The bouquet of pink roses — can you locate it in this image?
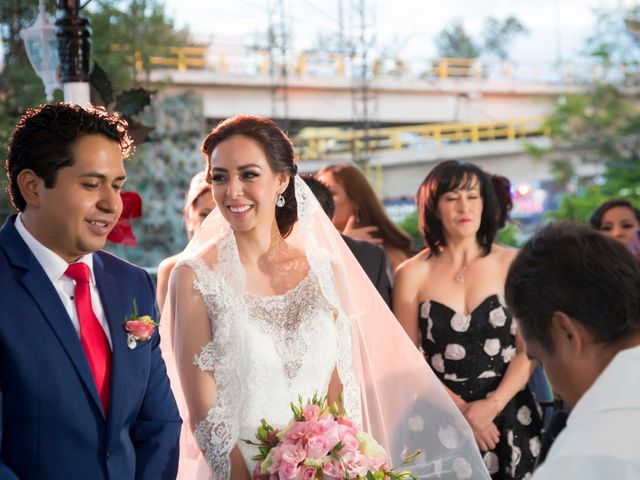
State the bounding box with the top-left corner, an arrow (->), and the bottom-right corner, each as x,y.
244,394 -> 419,480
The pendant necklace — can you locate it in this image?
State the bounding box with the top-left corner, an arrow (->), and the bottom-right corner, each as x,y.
454,253 -> 480,284
455,265 -> 468,284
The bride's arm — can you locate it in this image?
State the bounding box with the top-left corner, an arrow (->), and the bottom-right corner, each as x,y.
171,265 -> 250,479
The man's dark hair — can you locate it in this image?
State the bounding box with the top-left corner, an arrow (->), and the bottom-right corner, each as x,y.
6,103 -> 133,211
416,160 -> 499,256
301,174 -> 335,218
505,221 -> 640,352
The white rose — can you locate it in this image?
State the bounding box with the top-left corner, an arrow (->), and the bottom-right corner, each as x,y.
510,320 -> 518,336
444,373 -> 468,382
431,353 -> 445,373
452,457 -> 473,479
502,345 -> 517,363
529,436 -> 541,457
517,405 -> 532,426
420,301 -> 431,319
483,452 -> 499,474
438,425 -> 459,449
483,338 -> 501,356
489,307 -> 507,328
478,370 -> 497,379
451,313 -> 471,332
445,343 -> 467,360
408,415 -> 424,432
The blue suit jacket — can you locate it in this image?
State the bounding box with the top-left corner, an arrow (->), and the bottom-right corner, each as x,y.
0,216 -> 181,479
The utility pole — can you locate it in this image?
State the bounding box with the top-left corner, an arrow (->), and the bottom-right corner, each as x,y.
268,0 -> 290,131
349,0 -> 377,166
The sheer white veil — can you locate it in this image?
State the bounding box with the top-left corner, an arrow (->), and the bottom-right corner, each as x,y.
163,174 -> 490,479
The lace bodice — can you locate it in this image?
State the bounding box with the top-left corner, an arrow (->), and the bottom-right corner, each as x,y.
183,254 -> 350,479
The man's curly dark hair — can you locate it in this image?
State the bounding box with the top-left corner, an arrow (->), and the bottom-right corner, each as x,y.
5,103 -> 133,211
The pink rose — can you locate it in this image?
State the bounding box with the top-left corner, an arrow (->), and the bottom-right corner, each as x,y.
268,447 -> 283,475
300,466 -> 317,480
336,418 -> 357,440
322,460 -> 345,479
278,461 -> 300,480
338,434 -> 359,456
345,452 -> 369,478
305,434 -> 330,459
124,319 -> 155,340
280,442 -> 306,465
302,404 -> 322,422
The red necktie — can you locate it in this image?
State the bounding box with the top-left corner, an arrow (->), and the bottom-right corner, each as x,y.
65,263 -> 112,415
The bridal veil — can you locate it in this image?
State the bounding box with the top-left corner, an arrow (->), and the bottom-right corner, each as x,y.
164,174 -> 490,480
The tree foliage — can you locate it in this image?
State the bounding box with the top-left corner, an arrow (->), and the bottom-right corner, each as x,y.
482,16 -> 528,60
0,0 -> 188,220
435,19 -> 480,59
434,16 -> 527,61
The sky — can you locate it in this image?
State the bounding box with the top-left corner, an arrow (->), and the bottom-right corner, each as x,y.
162,0 -> 630,64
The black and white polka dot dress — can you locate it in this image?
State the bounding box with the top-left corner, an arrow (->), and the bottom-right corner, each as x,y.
419,294 -> 543,480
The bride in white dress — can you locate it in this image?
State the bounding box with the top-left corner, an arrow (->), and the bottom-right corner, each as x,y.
166,115 -> 490,480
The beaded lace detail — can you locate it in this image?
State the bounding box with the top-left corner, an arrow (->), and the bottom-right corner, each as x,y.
245,274 -> 328,381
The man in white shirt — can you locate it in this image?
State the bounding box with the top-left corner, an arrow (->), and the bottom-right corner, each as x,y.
505,221 -> 640,479
0,103 -> 181,479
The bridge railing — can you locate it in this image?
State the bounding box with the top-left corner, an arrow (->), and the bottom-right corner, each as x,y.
119,44 -> 638,84
293,117 -> 547,161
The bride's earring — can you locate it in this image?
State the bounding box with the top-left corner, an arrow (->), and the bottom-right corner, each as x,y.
276,194 -> 285,208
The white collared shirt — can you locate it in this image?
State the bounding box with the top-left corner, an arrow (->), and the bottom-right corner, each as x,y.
533,345 -> 640,479
15,214 -> 113,348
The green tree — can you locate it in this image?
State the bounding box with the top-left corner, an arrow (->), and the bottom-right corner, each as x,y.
87,0 -> 189,93
0,0 -> 188,220
483,16 -> 528,60
435,20 -> 480,59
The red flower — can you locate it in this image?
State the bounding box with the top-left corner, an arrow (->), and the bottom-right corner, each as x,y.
108,191 -> 142,246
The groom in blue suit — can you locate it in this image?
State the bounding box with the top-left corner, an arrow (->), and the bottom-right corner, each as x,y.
0,103 -> 181,479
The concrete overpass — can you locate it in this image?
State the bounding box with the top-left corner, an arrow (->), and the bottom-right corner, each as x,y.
142,49 -> 615,199
145,49 -> 638,127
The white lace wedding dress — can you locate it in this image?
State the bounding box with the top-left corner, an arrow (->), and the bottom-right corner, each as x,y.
180,253 -> 358,478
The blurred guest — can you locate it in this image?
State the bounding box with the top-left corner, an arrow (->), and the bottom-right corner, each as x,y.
157,170 -> 215,478
589,198 -> 640,250
302,174 -> 392,307
394,160 -> 542,479
505,221 -> 640,479
491,174 -> 513,230
316,163 -> 413,272
156,170 -> 215,311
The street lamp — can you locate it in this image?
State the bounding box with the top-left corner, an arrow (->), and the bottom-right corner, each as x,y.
54,0 -> 92,105
20,0 -> 61,102
20,0 -> 93,105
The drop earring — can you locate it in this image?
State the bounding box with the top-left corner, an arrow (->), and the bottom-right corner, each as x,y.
276,194 -> 285,208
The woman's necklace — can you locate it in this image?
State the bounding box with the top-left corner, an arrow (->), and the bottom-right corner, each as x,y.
453,252 -> 481,284
454,264 -> 469,284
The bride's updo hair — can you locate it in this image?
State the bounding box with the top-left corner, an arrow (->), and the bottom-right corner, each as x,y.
202,115 -> 298,236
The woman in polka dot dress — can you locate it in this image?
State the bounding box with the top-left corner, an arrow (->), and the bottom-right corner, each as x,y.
394,161 -> 542,479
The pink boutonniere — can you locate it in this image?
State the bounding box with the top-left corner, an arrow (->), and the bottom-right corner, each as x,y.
124,300 -> 158,349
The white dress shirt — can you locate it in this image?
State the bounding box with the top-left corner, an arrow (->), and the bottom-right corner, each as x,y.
15,214 -> 113,348
533,345 -> 640,479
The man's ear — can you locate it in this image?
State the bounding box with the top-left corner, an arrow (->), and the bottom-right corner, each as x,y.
16,169 -> 43,208
550,311 -> 585,356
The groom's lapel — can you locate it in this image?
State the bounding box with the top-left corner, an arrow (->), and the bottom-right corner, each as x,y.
93,253 -> 127,436
0,218 -> 104,415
